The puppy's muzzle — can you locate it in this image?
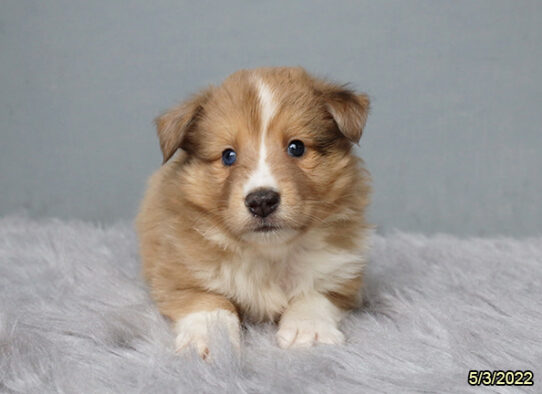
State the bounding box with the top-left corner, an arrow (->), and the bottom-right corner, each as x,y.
245,189 -> 280,218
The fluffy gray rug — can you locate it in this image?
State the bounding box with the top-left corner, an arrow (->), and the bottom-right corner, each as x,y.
0,216 -> 540,393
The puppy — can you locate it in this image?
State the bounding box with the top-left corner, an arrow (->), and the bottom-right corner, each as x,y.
136,67 -> 371,358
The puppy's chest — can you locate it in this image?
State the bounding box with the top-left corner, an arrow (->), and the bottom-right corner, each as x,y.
196,245 -> 363,322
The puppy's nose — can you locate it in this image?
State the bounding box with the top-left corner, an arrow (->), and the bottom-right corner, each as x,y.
245,189 -> 280,218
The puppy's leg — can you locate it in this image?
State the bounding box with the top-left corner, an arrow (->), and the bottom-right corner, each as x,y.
156,289 -> 240,359
276,292 -> 346,349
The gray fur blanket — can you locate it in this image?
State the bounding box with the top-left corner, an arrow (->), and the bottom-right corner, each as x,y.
1,216 -> 540,393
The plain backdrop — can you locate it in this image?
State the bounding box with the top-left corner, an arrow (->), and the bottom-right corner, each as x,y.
1,1 -> 541,236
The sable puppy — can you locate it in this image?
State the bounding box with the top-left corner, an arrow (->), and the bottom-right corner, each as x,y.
136,67 -> 371,358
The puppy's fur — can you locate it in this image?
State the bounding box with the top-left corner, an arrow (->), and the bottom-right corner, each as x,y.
136,67 -> 371,357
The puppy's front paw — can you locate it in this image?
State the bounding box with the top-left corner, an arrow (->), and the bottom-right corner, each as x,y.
276,319 -> 345,349
174,309 -> 240,360
175,328 -> 211,359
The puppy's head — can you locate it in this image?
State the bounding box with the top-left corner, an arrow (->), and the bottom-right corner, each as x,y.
156,67 -> 369,245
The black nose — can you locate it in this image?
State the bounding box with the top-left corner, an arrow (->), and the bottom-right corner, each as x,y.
245,189 -> 280,218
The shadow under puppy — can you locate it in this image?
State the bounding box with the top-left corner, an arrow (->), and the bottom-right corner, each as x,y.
136,67 -> 371,359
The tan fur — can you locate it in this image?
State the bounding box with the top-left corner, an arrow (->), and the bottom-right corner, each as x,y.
136,67 -> 371,345
325,275 -> 364,310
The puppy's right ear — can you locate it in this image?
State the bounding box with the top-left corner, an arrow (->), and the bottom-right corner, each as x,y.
155,88 -> 213,163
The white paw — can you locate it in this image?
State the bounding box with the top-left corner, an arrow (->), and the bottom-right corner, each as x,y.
174,310 -> 240,360
276,319 -> 345,349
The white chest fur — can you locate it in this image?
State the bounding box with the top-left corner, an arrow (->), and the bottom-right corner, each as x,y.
193,230 -> 367,322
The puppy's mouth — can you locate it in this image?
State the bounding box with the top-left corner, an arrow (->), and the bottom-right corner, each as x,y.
254,224 -> 281,233
241,218 -> 301,244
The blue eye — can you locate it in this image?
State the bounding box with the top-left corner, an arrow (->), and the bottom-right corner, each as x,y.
222,149 -> 237,166
287,140 -> 305,157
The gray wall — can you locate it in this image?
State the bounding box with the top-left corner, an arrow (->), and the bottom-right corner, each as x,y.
1,1 -> 541,236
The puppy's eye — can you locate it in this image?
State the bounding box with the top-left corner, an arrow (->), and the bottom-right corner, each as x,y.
222,149 -> 237,166
287,140 -> 305,157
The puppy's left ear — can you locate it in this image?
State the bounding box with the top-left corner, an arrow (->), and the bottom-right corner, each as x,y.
155,87 -> 213,163
323,87 -> 370,144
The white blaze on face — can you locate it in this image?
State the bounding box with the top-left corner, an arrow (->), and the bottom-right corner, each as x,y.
243,80 -> 279,195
